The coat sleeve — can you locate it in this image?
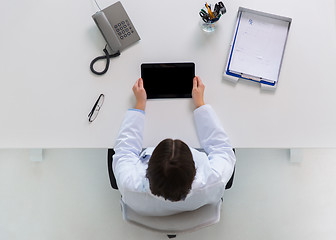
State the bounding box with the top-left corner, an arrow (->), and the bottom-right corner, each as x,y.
193,104 -> 236,184
113,109 -> 145,193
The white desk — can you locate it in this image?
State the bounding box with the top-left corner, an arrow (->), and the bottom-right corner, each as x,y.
1,0 -> 336,149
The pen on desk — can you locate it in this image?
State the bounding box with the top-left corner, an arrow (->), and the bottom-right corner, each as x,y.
205,2 -> 215,20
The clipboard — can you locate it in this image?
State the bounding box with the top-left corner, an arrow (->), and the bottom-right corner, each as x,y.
223,7 -> 292,90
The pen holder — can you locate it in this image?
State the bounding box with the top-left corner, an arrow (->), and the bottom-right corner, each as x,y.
199,2 -> 225,32
199,20 -> 217,32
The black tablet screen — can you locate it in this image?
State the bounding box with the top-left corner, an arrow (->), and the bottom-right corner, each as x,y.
141,63 -> 195,99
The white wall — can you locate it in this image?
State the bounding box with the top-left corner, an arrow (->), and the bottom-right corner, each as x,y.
0,149 -> 335,240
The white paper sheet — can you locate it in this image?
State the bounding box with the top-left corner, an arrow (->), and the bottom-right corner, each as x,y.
229,11 -> 290,82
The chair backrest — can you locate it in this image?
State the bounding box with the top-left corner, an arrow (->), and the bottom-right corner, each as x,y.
108,148 -> 235,236
120,199 -> 222,235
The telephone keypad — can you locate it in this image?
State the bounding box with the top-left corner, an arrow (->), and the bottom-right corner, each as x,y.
114,19 -> 134,40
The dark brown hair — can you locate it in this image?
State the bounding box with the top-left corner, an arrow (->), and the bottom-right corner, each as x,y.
146,139 -> 196,201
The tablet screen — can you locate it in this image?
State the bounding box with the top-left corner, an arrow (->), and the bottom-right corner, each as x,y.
141,63 -> 195,99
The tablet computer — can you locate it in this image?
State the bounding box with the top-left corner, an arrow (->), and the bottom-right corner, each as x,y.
141,62 -> 195,99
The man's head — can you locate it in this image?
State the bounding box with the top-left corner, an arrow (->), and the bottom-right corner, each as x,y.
146,139 -> 196,202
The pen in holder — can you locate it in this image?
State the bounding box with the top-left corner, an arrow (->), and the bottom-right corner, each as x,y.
199,1 -> 226,32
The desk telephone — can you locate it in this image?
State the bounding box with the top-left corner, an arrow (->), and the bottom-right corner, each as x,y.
90,1 -> 140,75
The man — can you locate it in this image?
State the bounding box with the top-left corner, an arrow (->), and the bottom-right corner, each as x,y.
113,76 -> 236,216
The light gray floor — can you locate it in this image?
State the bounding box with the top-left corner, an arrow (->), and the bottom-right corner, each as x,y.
1,148 -> 336,240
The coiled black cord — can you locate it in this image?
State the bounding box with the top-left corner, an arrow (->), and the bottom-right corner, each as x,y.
90,45 -> 120,75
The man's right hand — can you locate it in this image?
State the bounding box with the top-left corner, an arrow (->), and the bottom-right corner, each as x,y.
133,78 -> 147,111
192,76 -> 205,109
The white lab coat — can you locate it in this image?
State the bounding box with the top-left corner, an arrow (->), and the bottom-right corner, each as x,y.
113,104 -> 236,216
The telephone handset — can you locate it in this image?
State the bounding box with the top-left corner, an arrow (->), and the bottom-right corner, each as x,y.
90,1 -> 140,75
92,11 -> 122,54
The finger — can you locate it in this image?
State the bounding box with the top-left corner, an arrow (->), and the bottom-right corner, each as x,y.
197,77 -> 205,89
196,76 -> 201,85
133,79 -> 140,90
193,76 -> 198,89
138,78 -> 144,88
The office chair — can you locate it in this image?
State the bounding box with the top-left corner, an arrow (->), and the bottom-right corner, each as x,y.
107,148 -> 235,238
